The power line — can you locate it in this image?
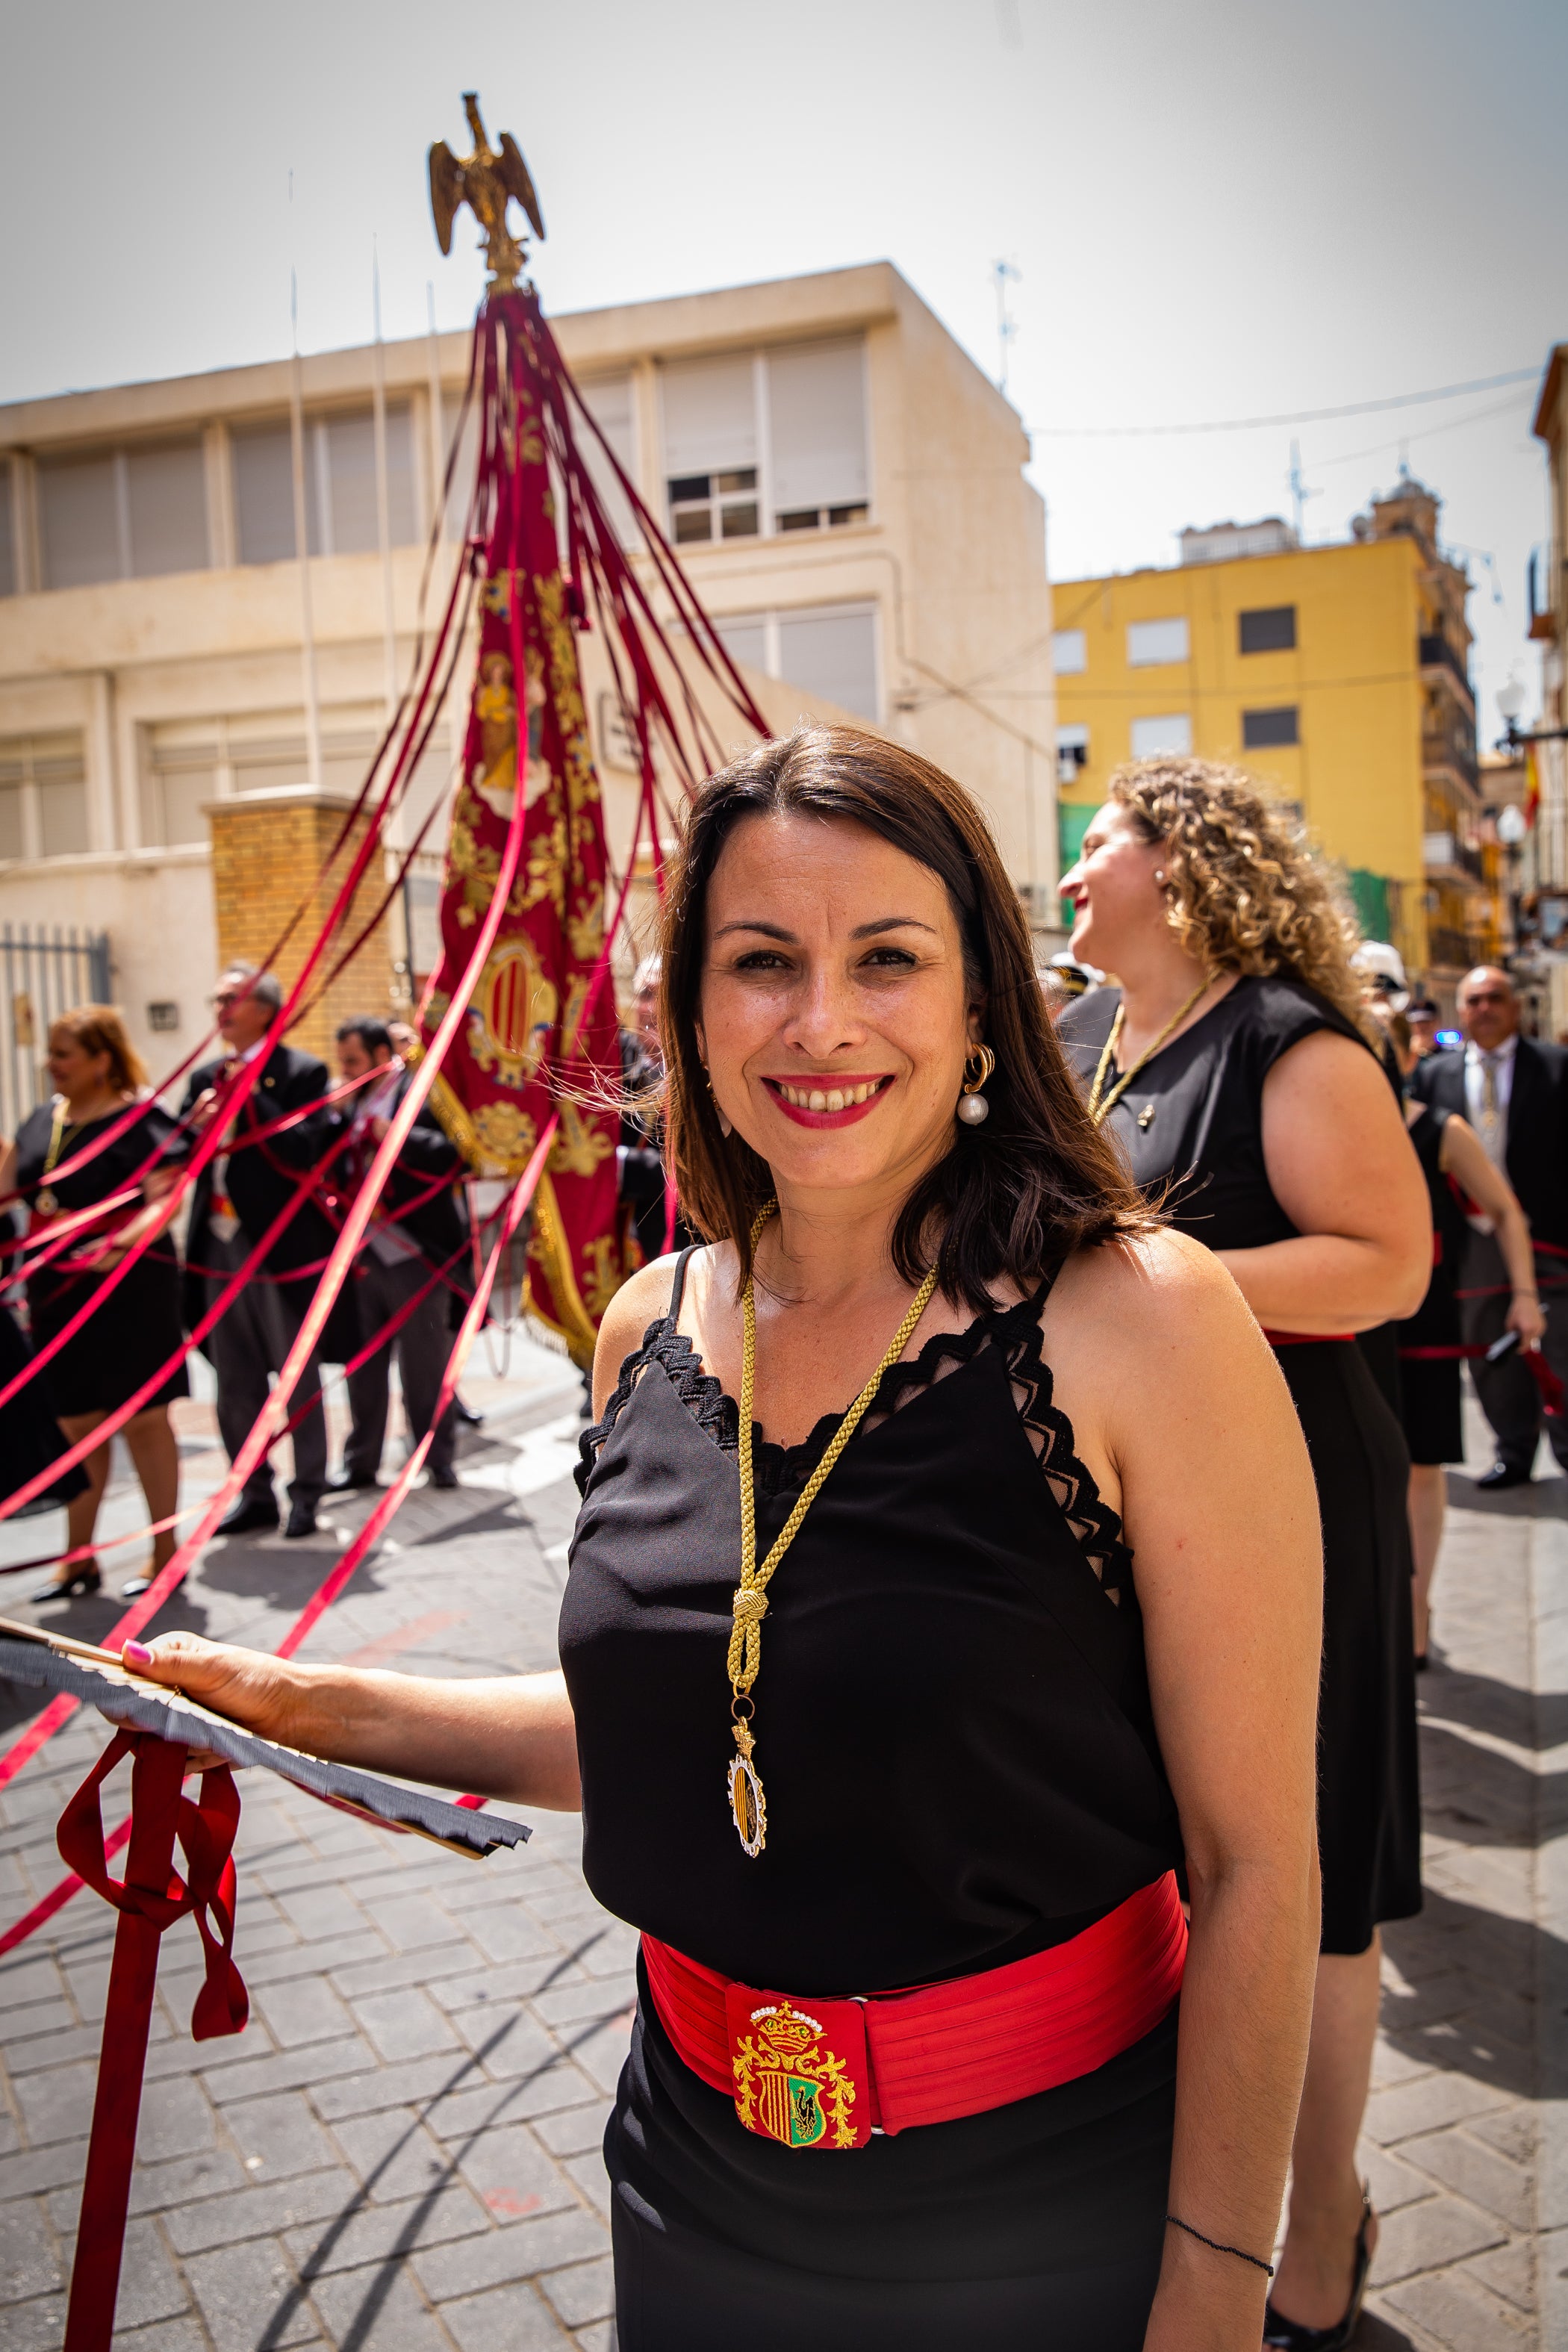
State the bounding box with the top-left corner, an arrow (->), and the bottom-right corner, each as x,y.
1027,364 -> 1540,440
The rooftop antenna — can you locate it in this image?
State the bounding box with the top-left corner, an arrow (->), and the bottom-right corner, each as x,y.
992,259 -> 1022,397
1287,439 -> 1322,544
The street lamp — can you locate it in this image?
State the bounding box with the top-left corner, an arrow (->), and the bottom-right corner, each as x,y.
1496,676 -> 1568,752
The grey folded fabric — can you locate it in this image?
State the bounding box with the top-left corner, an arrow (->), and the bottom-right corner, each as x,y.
0,1636 -> 530,1860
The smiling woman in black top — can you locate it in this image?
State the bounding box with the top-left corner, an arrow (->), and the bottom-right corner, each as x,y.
123,727 -> 1322,2352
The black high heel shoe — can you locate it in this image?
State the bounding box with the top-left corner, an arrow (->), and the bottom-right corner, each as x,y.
1263,2192 -> 1374,2350
28,1563 -> 101,1604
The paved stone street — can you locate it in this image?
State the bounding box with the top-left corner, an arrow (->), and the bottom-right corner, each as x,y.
0,1354 -> 1563,2349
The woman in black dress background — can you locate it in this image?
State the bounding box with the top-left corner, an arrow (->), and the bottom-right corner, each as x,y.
1058,762 -> 1431,2348
0,1007 -> 189,1602
1385,1012 -> 1543,1663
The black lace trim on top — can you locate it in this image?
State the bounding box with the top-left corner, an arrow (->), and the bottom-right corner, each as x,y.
577,1279 -> 1134,1608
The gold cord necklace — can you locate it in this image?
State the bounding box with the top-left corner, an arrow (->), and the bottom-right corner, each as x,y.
727,1204 -> 939,1856
1086,980 -> 1212,1127
33,1098 -> 71,1219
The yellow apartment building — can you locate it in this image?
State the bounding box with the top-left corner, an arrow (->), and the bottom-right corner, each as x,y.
0,263 -> 1054,1117
1052,479 -> 1494,986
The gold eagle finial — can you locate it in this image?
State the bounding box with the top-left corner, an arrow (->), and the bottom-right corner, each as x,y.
429,94 -> 546,293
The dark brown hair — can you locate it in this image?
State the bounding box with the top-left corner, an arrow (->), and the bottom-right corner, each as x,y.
49,1005 -> 147,1096
658,727 -> 1150,1313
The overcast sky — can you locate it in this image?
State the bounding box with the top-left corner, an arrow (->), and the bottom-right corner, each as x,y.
3,0 -> 1564,738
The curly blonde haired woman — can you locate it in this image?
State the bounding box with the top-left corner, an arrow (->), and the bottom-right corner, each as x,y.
1059,760 -> 1430,2351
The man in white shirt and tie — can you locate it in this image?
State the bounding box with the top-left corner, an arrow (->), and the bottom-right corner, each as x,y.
1412,967 -> 1568,1487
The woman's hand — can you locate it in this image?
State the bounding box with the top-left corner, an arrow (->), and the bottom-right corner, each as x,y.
122,1633 -> 305,1751
1507,1289 -> 1548,1348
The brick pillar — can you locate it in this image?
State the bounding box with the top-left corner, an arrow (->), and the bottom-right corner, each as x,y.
206,788 -> 399,1065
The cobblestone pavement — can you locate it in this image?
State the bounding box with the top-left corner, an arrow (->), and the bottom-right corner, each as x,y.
0,1357 -> 1561,2348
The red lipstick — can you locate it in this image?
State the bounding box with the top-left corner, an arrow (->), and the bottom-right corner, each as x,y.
760,1076 -> 894,1130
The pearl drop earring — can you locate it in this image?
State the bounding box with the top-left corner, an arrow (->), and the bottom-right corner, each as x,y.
957,1045 -> 995,1125
1154,868 -> 1167,884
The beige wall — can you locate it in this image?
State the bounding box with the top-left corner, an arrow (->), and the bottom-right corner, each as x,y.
0,263 -> 1054,1083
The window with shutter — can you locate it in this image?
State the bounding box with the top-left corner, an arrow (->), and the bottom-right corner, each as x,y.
713,614 -> 768,673
0,461 -> 14,598
777,605 -> 879,721
234,423 -> 308,564
38,452 -> 121,589
0,755 -> 22,859
125,440 -> 208,577
1238,606 -> 1296,654
1053,629 -> 1086,675
662,356 -> 759,543
0,735 -> 90,856
1130,713 -> 1192,757
768,340 -> 868,533
1127,618 -> 1189,667
1057,723 -> 1089,784
320,406 -> 417,555
577,376 -> 640,549
1242,706 -> 1299,747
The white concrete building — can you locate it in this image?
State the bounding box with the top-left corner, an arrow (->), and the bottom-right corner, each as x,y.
0,261 -> 1055,1108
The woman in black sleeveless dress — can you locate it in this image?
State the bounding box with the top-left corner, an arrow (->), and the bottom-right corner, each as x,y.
0,1007 -> 189,1601
128,728 -> 1325,2352
1058,762 -> 1431,2349
1387,1018 -> 1543,1661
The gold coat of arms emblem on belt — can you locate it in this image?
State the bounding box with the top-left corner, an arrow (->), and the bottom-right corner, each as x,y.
726,1994 -> 868,2149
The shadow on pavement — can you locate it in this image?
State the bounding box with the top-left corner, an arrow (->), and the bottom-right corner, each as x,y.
1381,1885 -> 1564,2100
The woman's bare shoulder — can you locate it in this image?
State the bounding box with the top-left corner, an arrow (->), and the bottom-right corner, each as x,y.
1048,1227 -> 1268,1362
591,1241 -> 735,1414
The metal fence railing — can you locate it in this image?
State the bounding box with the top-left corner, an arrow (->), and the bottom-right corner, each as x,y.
1,924 -> 112,1142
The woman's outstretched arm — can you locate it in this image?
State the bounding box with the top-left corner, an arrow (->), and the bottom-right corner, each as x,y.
119,1637 -> 582,1810
118,1264 -> 694,1802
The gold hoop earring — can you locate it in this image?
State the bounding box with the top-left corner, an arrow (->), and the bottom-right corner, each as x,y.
957,1044 -> 995,1127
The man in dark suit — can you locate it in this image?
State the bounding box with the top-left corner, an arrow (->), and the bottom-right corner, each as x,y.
325,1016 -> 468,1493
1412,965 -> 1568,1485
179,966 -> 341,1540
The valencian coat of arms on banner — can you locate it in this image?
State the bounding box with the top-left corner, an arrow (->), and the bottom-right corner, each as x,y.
425,313 -> 626,1365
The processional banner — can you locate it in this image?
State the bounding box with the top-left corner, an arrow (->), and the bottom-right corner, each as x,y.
424,297 -> 625,1365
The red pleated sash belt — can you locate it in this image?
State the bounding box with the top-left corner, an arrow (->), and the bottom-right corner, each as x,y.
641,1869 -> 1187,2149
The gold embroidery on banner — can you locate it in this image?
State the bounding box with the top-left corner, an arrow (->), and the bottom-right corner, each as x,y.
470,1100 -> 538,1172
469,937 -> 558,1090
547,1100 -> 614,1179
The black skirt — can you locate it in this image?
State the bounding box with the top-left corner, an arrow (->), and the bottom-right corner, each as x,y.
606,1961 -> 1177,2352
1276,1340 -> 1421,1952
1400,1358 -> 1463,1467
26,1246 -> 190,1419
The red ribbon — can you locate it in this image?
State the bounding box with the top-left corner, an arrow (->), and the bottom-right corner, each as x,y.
1399,1340 -> 1565,1417
55,1732 -> 247,2352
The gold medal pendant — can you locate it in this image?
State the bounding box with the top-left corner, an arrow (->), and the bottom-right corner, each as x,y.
725,1204 -> 939,1856
729,1717 -> 766,1857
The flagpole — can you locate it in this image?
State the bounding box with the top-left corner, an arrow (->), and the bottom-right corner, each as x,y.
289,267 -> 324,794
426,282 -> 447,544
372,244 -> 398,723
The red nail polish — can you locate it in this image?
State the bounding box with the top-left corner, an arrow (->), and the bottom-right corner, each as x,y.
123,1640 -> 153,1669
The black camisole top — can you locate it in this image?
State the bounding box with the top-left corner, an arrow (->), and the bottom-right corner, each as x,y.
560,1249 -> 1181,1996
